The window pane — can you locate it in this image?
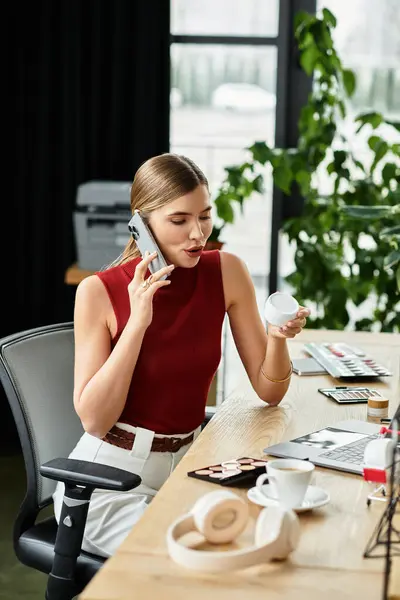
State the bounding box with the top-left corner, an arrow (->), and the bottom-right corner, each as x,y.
171,0 -> 279,37
170,43 -> 277,398
170,43 -> 277,272
317,0 -> 400,118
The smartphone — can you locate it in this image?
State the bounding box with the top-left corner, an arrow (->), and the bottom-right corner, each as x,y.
128,210 -> 169,279
292,357 -> 327,376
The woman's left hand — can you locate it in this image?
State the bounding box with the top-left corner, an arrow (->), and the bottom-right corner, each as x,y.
268,306 -> 311,339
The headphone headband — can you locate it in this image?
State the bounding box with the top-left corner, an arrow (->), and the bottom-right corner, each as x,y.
166,490 -> 300,572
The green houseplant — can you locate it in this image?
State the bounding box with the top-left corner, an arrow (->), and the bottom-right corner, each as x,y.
340,204 -> 400,292
212,7 -> 400,332
209,164 -> 264,246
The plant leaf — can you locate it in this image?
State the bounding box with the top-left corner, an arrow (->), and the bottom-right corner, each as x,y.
355,111 -> 383,132
295,170 -> 312,196
381,225 -> 400,237
300,46 -> 320,76
274,165 -> 293,195
215,196 -> 235,223
327,161 -> 336,175
342,69 -> 356,97
341,205 -> 393,219
226,166 -> 244,188
391,143 -> 400,156
337,100 -> 346,119
353,159 -> 366,173
247,142 -> 273,166
370,140 -> 389,173
368,135 -> 383,151
382,163 -> 399,186
384,250 -> 400,269
294,10 -> 313,38
322,8 -> 337,28
252,174 -> 264,194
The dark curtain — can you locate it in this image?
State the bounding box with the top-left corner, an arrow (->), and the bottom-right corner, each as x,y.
2,0 -> 170,450
6,0 -> 170,338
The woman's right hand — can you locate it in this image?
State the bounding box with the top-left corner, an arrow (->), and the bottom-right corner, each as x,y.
127,251 -> 175,330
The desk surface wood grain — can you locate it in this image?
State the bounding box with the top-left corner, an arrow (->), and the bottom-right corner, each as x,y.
80,329 -> 400,600
65,263 -> 94,285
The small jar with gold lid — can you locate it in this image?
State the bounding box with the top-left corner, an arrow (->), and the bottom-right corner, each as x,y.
367,397 -> 389,423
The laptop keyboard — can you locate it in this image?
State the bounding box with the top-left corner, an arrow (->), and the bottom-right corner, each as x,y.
319,434 -> 378,464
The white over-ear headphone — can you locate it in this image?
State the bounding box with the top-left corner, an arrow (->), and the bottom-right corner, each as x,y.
167,490 -> 300,572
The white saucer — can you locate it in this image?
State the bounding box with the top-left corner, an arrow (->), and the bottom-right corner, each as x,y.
247,484 -> 330,513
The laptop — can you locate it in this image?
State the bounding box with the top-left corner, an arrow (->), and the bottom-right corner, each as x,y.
263,402 -> 400,475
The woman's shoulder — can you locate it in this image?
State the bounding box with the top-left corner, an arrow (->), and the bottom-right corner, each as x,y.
76,258 -> 134,305
219,251 -> 253,309
74,275 -> 112,324
219,250 -> 248,274
76,274 -> 106,299
201,249 -> 244,269
201,249 -> 249,281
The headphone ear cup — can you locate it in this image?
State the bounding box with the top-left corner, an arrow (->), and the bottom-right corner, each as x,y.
255,507 -> 300,559
192,490 -> 249,544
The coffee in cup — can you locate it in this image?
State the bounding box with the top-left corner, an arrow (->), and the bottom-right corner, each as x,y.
275,467 -> 302,472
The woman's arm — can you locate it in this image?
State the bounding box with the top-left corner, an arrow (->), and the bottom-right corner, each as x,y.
72,275 -> 147,438
73,253 -> 174,438
220,252 -> 309,406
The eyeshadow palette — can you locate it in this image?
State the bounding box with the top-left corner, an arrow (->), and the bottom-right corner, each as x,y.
318,386 -> 384,404
187,457 -> 269,487
304,342 -> 392,380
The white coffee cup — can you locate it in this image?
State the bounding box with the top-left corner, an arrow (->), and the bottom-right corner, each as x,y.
264,292 -> 299,327
256,459 -> 315,509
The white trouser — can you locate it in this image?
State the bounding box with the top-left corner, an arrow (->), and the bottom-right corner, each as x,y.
53,422 -> 201,557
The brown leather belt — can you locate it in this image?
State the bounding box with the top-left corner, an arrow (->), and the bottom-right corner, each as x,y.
102,425 -> 194,453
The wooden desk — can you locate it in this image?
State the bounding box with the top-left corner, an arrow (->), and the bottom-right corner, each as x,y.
65,263 -> 94,285
79,330 -> 400,600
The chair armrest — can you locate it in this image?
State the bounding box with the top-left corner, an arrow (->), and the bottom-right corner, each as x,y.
40,457 -> 141,492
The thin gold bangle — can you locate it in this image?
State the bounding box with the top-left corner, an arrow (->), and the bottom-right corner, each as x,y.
260,362 -> 293,383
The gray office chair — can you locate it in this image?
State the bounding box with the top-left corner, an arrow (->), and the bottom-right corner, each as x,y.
0,322 -> 141,600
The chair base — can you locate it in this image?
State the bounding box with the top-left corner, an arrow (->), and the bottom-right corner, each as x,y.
17,517 -> 105,588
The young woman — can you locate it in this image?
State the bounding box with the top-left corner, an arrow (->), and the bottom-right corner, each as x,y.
53,153 -> 310,557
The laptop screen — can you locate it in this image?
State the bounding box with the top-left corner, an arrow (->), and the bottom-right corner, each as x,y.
289,402 -> 400,453
290,426 -> 368,451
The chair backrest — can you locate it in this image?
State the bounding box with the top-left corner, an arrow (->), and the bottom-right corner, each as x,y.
0,322 -> 84,510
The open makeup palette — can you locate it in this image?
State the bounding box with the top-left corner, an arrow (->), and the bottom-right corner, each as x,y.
187,457 -> 269,487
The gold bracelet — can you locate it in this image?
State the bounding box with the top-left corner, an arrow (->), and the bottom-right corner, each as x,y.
260,362 -> 293,383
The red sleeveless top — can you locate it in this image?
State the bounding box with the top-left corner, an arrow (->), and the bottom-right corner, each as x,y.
96,250 -> 226,434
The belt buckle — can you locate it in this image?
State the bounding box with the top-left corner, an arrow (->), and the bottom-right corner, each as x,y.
169,437 -> 181,453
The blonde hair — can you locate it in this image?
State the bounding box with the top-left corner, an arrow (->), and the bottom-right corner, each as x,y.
107,153 -> 209,269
